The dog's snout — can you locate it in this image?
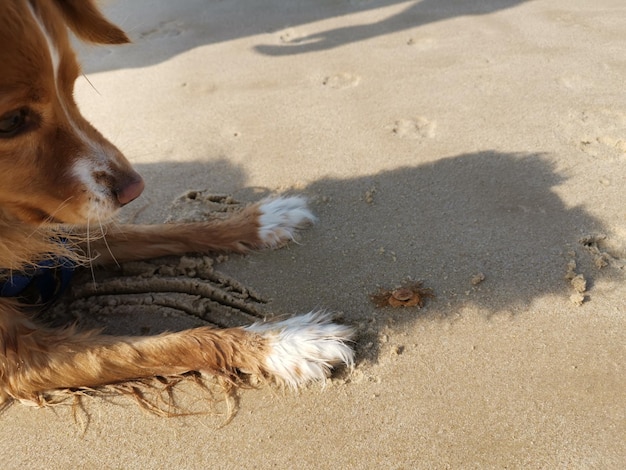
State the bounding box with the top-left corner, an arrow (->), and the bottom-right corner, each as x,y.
115,174 -> 145,206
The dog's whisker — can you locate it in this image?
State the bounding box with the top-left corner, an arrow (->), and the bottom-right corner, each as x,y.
24,207 -> 66,241
86,217 -> 97,287
23,197 -> 74,243
46,196 -> 75,223
81,73 -> 100,95
98,212 -> 120,268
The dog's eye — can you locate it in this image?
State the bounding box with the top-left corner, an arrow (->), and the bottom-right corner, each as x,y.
0,108 -> 30,138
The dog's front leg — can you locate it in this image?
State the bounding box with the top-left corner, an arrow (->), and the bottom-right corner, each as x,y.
87,197 -> 315,265
0,304 -> 353,405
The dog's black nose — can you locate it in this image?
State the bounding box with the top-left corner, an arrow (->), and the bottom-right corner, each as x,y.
115,175 -> 145,206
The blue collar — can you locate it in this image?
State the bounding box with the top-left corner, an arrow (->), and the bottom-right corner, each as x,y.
0,256 -> 75,306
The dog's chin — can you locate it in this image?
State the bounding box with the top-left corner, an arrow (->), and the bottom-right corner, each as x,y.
5,205 -> 60,226
18,209 -> 75,226
11,202 -> 119,227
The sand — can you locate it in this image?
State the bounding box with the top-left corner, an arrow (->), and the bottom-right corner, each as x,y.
2,0 -> 625,468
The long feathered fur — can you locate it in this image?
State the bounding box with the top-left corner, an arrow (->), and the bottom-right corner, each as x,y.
0,0 -> 353,415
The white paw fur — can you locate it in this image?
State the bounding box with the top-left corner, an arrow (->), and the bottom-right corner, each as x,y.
246,311 -> 354,388
257,196 -> 316,248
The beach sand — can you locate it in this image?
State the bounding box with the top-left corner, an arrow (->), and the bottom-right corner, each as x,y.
2,0 -> 625,468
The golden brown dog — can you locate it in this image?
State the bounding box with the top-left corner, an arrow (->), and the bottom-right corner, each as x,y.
0,0 -> 353,408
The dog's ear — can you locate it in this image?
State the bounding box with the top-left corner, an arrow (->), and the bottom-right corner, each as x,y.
53,0 -> 130,44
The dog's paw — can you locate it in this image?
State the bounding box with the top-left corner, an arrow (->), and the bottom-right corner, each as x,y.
246,311 -> 354,388
257,196 -> 316,248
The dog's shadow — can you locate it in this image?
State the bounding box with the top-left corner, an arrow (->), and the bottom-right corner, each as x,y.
47,151 -> 622,370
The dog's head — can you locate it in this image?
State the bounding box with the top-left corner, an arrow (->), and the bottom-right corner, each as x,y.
0,0 -> 144,226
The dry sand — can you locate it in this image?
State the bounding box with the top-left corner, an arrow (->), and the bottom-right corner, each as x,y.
2,0 -> 626,468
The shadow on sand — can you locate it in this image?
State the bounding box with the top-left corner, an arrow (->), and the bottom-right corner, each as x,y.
81,0 -> 529,72
71,151 -> 622,364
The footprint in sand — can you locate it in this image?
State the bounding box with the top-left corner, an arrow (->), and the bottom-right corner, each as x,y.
558,75 -> 593,91
277,28 -> 300,44
389,117 -> 436,140
139,21 -> 183,40
322,73 -> 361,89
406,37 -> 437,50
575,109 -> 626,158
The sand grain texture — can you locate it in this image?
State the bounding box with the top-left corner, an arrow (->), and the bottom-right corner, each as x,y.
2,0 -> 625,468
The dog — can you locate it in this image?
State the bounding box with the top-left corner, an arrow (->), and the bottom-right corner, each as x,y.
0,0 -> 353,408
